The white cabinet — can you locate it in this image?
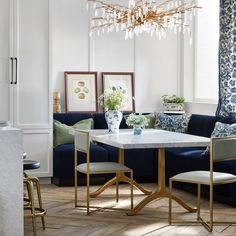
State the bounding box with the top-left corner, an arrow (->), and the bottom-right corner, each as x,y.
0,0 -> 13,122
0,0 -> 52,177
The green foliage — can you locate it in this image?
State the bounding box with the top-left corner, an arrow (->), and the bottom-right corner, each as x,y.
99,87 -> 127,110
161,94 -> 185,104
126,113 -> 149,128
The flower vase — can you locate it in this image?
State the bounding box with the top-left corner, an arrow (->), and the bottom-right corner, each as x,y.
105,110 -> 123,133
133,126 -> 142,135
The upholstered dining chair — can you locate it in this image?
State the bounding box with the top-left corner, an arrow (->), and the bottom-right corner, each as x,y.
169,137 -> 236,232
74,130 -> 133,215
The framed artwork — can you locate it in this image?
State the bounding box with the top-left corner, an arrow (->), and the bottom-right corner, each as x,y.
102,72 -> 135,112
65,71 -> 98,112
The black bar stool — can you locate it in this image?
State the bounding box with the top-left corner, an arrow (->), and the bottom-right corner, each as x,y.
24,158 -> 46,235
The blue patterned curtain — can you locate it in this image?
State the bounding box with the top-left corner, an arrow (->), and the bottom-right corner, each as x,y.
216,0 -> 236,116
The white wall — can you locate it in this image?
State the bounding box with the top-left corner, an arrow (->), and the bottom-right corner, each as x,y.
52,0 -> 89,111
135,33 -> 179,112
185,102 -> 217,116
51,0 -> 179,113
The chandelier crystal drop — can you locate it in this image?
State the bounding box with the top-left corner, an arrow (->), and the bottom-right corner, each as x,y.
87,0 -> 200,41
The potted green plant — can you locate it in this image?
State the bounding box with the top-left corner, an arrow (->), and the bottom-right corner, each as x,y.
99,87 -> 127,133
125,113 -> 149,135
161,94 -> 185,111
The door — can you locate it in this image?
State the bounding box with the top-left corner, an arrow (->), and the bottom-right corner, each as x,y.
15,0 -> 50,129
15,0 -> 52,177
0,0 -> 14,123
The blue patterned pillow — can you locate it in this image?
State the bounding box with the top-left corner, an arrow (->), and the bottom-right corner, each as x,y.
154,113 -> 191,133
203,122 -> 236,155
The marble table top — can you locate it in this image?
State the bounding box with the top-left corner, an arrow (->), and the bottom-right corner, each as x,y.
86,129 -> 210,149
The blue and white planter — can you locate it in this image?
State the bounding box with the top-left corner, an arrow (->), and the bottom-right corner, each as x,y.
105,110 -> 123,134
133,126 -> 142,135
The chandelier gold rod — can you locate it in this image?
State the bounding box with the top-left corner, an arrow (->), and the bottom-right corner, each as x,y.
88,0 -> 201,39
90,6 -> 199,30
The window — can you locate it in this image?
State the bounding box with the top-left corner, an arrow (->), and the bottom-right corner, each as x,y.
194,0 -> 219,102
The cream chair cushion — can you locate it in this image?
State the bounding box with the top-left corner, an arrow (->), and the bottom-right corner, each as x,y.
171,171 -> 236,185
76,162 -> 131,174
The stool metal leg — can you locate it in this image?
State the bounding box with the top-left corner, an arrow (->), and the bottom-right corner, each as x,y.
32,177 -> 46,229
25,179 -> 37,236
24,175 -> 46,236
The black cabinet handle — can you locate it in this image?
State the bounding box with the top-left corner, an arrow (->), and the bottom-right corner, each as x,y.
10,57 -> 14,84
14,57 -> 18,84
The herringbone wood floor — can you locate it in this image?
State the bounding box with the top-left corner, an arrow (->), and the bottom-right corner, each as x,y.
24,183 -> 236,236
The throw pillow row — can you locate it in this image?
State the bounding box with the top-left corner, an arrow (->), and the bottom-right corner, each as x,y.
53,113 -> 191,147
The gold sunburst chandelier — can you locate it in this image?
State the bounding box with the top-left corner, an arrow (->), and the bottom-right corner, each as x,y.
87,0 -> 200,40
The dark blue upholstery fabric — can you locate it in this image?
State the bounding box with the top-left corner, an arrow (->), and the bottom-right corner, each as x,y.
216,115 -> 236,124
99,144 -> 157,179
120,113 -> 130,128
93,113 -> 108,129
53,113 -> 93,126
187,114 -> 217,137
165,147 -> 209,179
53,143 -> 109,181
166,147 -> 207,158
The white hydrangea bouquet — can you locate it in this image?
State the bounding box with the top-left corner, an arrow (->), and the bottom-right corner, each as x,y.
99,86 -> 127,111
126,113 -> 149,129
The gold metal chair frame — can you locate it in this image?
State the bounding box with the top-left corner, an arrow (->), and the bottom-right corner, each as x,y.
74,130 -> 134,215
24,172 -> 46,235
169,137 -> 236,232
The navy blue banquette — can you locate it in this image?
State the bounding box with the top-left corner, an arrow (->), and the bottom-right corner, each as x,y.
53,113 -> 236,206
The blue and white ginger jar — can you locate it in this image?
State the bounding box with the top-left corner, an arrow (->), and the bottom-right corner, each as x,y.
105,110 -> 123,133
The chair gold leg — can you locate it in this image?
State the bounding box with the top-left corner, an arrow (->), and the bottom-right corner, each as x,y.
169,179 -> 173,225
198,183 -> 214,232
116,182 -> 119,203
209,184 -> 213,232
74,150 -> 78,208
116,174 -> 119,203
87,173 -> 90,215
197,184 -> 201,221
131,171 -> 134,210
75,171 -> 78,208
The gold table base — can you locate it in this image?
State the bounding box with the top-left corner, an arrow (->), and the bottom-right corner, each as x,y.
127,148 -> 197,215
90,149 -> 152,198
90,147 -> 197,215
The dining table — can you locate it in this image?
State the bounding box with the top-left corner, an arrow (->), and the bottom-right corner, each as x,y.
84,129 -> 210,215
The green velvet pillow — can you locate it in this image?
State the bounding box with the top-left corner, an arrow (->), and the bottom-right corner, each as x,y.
144,114 -> 156,128
124,113 -> 156,128
53,118 -> 93,147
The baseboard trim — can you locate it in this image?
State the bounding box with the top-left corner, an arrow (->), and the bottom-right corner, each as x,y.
38,177 -> 52,184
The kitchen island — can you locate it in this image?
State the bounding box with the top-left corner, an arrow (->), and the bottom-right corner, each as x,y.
0,128 -> 23,236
